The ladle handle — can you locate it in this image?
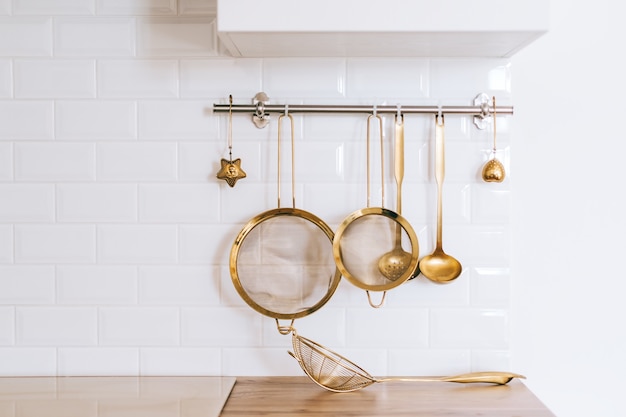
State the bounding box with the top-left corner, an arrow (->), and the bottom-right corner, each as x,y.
394,115 -> 404,213
434,115 -> 445,249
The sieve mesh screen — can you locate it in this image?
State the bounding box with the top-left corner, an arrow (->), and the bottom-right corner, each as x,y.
235,214 -> 337,315
335,212 -> 417,289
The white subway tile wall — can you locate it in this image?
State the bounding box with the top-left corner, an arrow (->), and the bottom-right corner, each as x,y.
0,0 -> 512,376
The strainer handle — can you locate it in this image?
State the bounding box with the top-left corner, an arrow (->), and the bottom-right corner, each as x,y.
276,318 -> 295,335
366,291 -> 387,308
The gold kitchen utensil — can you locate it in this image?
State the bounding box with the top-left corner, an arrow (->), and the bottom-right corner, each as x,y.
419,115 -> 462,283
481,96 -> 506,183
230,107 -> 341,334
288,330 -> 524,393
217,95 -> 247,187
333,111 -> 419,308
378,112 -> 413,281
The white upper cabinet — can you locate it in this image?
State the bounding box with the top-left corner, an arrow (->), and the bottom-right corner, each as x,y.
216,0 -> 549,57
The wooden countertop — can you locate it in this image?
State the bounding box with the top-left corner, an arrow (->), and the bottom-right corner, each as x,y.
220,376 -> 556,417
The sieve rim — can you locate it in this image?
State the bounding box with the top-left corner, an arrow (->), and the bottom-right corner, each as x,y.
333,206 -> 419,291
230,207 -> 342,320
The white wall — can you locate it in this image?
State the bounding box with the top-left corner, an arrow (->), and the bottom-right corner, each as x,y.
0,0 -> 515,382
511,1 -> 626,416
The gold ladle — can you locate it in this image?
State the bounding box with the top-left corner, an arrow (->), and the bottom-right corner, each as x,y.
419,115 -> 462,283
481,96 -> 505,183
378,114 -> 413,281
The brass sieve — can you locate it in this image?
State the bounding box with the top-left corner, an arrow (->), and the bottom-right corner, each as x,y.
288,330 -> 525,393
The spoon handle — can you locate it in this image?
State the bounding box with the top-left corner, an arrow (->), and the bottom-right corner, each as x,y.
434,115 -> 445,249
378,371 -> 525,385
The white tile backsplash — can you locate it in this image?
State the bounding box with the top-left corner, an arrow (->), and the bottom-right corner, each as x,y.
57,101 -> 137,141
181,307 -> 262,346
97,0 -> 175,16
178,225 -> 235,264
0,17 -> 52,57
180,58 -> 262,98
0,225 -> 12,263
97,225 -> 178,264
178,0 -> 216,16
0,59 -> 11,97
139,183 -> 219,223
0,184 -> 55,222
0,101 -> 54,140
0,266 -> 55,304
346,58 -> 429,99
57,183 -> 137,222
0,5 -> 514,377
137,100 -> 216,139
0,143 -> 12,180
388,349 -> 470,376
13,0 -> 95,15
96,142 -> 178,181
0,307 -> 14,345
263,58 -> 346,98
346,307 -> 430,348
56,265 -> 138,305
14,142 -> 95,181
430,309 -> 509,349
429,59 -> 512,101
139,347 -> 220,375
97,59 -> 178,98
54,17 -> 136,57
14,225 -> 96,263
0,348 -> 57,375
16,307 -> 98,345
139,265 -> 218,305
136,17 -> 216,57
14,59 -> 96,98
0,0 -> 10,15
99,307 -> 179,346
58,347 -> 140,375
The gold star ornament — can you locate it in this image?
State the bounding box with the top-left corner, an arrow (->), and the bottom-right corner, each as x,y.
217,158 -> 246,187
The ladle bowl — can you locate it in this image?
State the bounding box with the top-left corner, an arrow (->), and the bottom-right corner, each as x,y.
418,248 -> 462,283
378,240 -> 412,281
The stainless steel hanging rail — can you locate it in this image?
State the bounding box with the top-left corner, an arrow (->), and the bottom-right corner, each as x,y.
212,104 -> 513,115
212,92 -> 512,129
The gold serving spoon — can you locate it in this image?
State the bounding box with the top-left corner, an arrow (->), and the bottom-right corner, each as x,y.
481,96 -> 505,183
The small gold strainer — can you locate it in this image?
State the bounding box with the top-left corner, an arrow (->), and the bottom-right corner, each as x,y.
288,330 -> 525,393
